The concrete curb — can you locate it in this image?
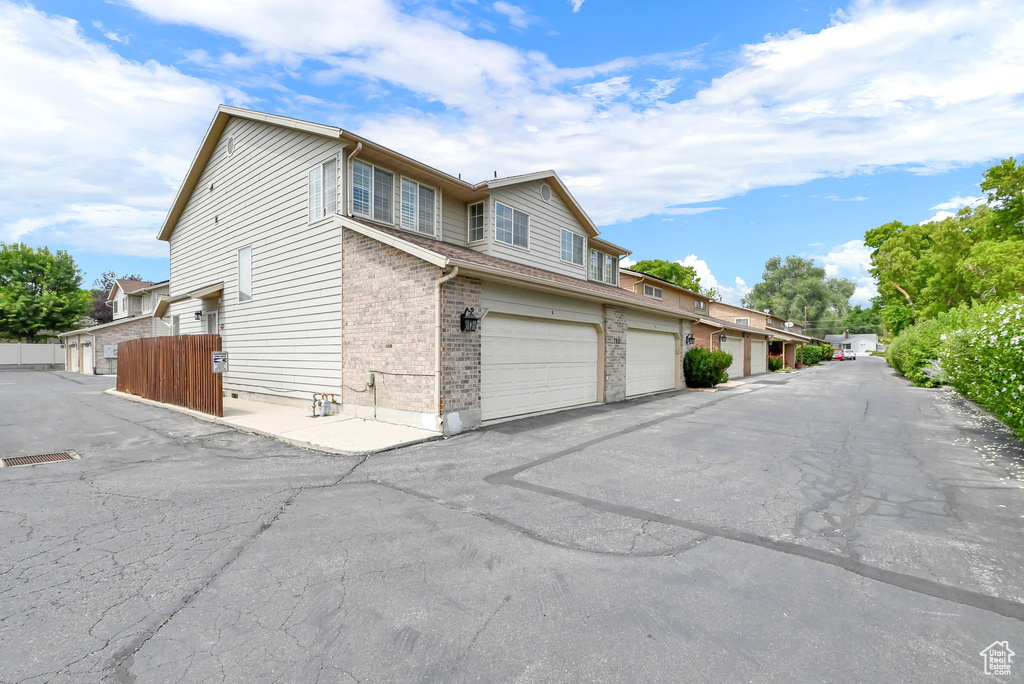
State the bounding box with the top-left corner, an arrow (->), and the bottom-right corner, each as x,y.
104,389 -> 444,457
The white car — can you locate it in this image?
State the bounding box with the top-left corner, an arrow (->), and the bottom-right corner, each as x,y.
843,350 -> 857,360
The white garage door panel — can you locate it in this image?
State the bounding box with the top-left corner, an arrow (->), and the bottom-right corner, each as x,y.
722,338 -> 744,379
626,329 -> 676,396
750,340 -> 767,374
481,316 -> 598,420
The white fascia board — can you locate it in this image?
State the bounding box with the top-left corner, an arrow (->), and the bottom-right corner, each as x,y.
337,216 -> 449,268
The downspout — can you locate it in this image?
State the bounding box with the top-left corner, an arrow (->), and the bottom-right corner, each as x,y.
435,263 -> 459,429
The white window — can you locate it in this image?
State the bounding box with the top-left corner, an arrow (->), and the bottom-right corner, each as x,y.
735,318 -> 750,326
589,249 -> 603,281
643,284 -> 663,299
112,300 -> 118,314
238,246 -> 252,302
171,315 -> 180,336
604,254 -> 617,284
694,300 -> 707,311
468,202 -> 485,242
400,178 -> 436,235
308,158 -> 338,223
561,230 -> 584,265
205,311 -> 219,335
495,202 -> 528,248
352,159 -> 393,223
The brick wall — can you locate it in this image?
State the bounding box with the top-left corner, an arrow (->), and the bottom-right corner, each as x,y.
341,230 -> 440,417
440,275 -> 482,433
603,305 -> 626,402
690,321 -> 721,351
743,333 -> 752,376
82,317 -> 160,375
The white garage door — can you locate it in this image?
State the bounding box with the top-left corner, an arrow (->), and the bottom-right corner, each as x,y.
626,329 -> 676,396
481,315 -> 598,420
722,337 -> 745,379
750,340 -> 767,374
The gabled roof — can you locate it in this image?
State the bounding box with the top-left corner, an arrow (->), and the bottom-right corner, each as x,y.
693,314 -> 772,337
106,279 -> 168,301
340,216 -> 697,321
620,268 -> 711,301
157,105 -> 622,250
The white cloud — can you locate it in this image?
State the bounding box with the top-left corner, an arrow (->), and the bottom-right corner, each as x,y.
679,254 -> 751,305
92,20 -> 128,43
931,193 -> 984,211
815,239 -> 877,305
824,194 -> 868,202
570,0 -> 585,12
492,1 -> 534,29
920,210 -> 956,224
0,4 -> 226,255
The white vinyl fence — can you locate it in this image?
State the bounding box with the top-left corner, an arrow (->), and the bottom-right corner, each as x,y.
0,343 -> 65,366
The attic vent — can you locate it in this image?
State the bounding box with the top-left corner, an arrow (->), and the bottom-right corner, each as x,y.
226,136 -> 235,157
540,183 -> 552,202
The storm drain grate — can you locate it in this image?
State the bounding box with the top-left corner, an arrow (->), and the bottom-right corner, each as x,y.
1,451 -> 79,468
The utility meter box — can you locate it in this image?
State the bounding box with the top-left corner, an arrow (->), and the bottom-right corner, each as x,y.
104,345 -> 118,359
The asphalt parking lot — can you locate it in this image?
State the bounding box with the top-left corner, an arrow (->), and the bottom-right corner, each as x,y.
1,358 -> 1022,683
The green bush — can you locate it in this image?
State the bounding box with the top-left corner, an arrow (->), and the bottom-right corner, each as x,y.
684,347 -> 733,387
818,344 -> 836,361
886,304 -> 984,386
768,355 -> 783,372
798,345 -> 824,365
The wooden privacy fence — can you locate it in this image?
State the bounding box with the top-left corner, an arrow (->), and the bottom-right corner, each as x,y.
117,335 -> 223,417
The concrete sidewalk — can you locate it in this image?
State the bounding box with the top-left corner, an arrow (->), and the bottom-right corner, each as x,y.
106,389 -> 441,455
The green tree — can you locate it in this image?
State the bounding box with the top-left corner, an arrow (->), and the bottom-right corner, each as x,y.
742,256 -> 855,324
980,157 -> 1024,241
629,259 -> 704,293
0,243 -> 90,341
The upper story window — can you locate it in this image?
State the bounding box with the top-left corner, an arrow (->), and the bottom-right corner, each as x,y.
495,202 -> 528,248
643,283 -> 663,299
735,317 -> 750,326
400,178 -> 436,236
352,160 -> 393,223
694,299 -> 707,311
560,230 -> 584,266
112,300 -> 119,314
468,202 -> 485,242
308,158 -> 338,223
590,250 -> 618,285
238,246 -> 252,302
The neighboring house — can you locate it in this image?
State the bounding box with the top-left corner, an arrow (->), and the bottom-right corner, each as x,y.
708,302 -> 814,368
59,279 -> 171,375
825,332 -> 881,354
108,279 -> 170,320
154,105 -> 707,434
618,270 -> 772,379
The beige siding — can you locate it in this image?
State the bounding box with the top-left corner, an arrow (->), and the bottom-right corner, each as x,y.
480,282 -> 603,325
487,180 -> 589,279
441,195 -> 469,246
167,116 -> 345,399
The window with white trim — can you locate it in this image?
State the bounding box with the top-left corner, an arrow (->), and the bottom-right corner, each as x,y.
352,159 -> 393,223
468,202 -> 484,242
589,249 -> 603,281
694,299 -> 707,311
560,230 -> 584,265
735,318 -> 750,326
112,300 -> 118,314
238,246 -> 252,302
308,158 -> 338,223
643,284 -> 663,299
495,202 -> 528,248
604,254 -> 617,284
400,178 -> 436,235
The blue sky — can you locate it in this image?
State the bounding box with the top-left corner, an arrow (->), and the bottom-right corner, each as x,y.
2,0 -> 1022,304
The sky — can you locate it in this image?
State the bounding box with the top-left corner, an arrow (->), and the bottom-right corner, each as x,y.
1,0 -> 1022,306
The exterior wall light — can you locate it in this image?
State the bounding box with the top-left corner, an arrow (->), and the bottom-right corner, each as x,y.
719,334 -> 728,343
194,311 -> 203,321
460,307 -> 479,332
685,333 -> 695,345
83,341 -> 92,347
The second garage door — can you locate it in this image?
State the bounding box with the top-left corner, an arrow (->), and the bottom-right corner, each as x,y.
626,329 -> 677,396
750,339 -> 767,374
481,315 -> 598,420
722,337 -> 745,379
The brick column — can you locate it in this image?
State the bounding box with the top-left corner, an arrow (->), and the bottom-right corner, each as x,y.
440,276 -> 482,434
603,305 -> 627,403
743,334 -> 752,376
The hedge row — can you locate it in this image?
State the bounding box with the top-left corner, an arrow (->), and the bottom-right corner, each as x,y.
886,296 -> 1024,438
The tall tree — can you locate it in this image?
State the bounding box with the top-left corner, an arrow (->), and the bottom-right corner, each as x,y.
89,270 -> 142,324
742,256 -> 855,324
0,243 -> 90,341
628,259 -> 718,298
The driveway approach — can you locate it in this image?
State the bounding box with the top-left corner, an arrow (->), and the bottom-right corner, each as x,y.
1,360 -> 1022,683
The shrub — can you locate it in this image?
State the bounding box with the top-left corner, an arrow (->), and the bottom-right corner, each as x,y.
768,355 -> 783,372
886,304 -> 984,386
798,345 -> 824,365
684,347 -> 733,387
818,344 -> 836,361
